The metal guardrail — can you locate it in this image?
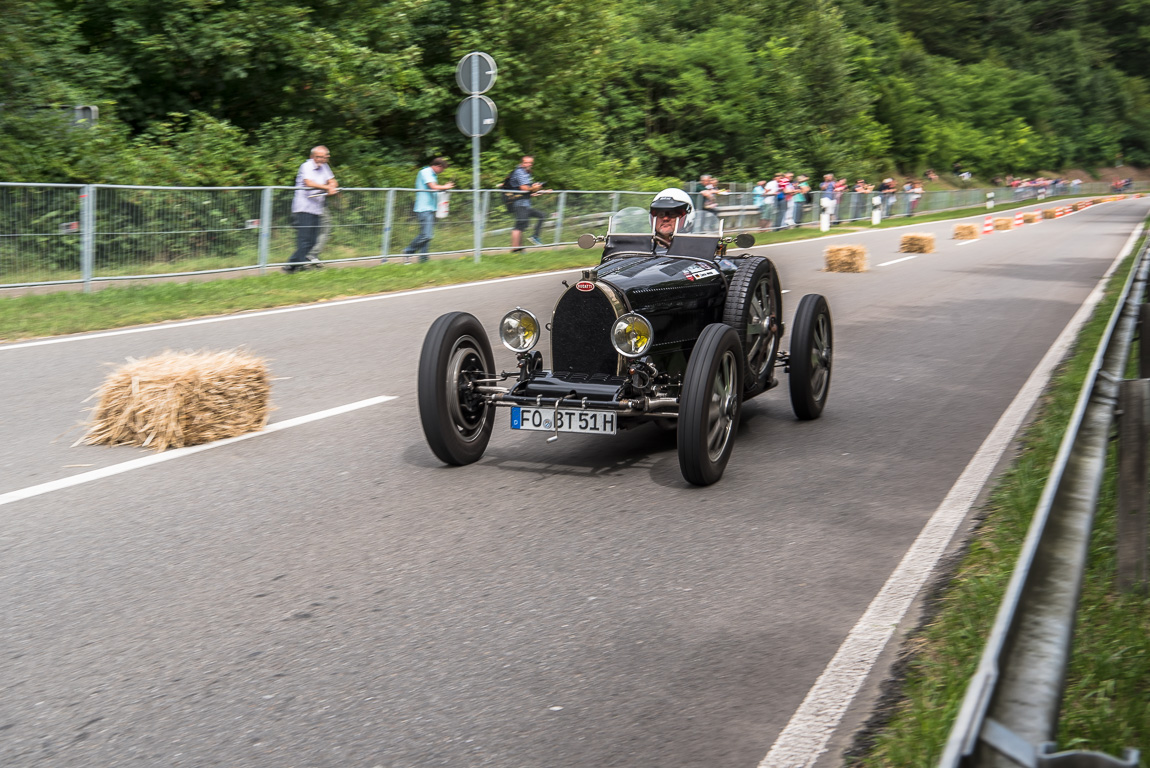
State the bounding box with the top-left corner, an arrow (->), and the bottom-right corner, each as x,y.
939,225 -> 1149,768
0,181 -> 1146,292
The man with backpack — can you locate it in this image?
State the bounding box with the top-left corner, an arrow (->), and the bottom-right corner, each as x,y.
505,156 -> 548,252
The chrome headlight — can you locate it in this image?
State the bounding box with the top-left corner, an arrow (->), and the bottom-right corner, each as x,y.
499,308 -> 540,353
611,312 -> 654,358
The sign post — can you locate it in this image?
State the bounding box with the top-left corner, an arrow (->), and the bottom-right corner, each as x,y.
456,52 -> 497,263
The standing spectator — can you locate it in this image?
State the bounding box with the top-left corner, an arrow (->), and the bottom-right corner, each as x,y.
792,175 -> 811,227
399,157 -> 454,263
286,145 -> 338,273
698,174 -> 724,231
752,179 -> 767,228
851,178 -> 869,221
774,173 -> 791,231
909,180 -> 924,215
761,174 -> 780,229
878,178 -> 897,218
832,178 -> 848,224
508,156 -> 548,252
819,173 -> 837,223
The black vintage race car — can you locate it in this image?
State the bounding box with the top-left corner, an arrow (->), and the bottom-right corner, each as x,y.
417,207 -> 833,486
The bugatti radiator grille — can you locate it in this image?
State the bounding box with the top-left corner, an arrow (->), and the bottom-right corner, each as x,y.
552,286 -> 619,374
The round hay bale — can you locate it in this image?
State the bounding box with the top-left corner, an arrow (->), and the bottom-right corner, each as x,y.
953,224 -> 979,240
1042,209 -> 1057,219
825,245 -> 868,273
993,217 -> 1014,230
1022,212 -> 1038,224
83,349 -> 272,451
900,233 -> 936,253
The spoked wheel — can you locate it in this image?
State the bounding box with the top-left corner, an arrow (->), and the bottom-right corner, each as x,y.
722,256 -> 782,398
788,294 -> 833,420
418,312 -> 496,465
678,324 -> 743,486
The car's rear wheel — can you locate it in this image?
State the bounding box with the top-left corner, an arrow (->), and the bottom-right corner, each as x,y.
722,256 -> 782,399
678,324 -> 742,486
418,312 -> 496,465
788,294 -> 833,420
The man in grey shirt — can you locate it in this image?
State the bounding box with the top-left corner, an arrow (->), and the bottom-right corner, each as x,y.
286,146 -> 338,273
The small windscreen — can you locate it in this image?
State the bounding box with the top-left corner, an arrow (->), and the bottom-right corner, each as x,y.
665,234 -> 721,259
603,234 -> 654,259
609,206 -> 652,234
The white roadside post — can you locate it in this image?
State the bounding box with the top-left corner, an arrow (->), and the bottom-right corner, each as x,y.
871,194 -> 882,226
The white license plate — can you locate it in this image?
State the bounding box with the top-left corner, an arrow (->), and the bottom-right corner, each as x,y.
511,407 -> 617,435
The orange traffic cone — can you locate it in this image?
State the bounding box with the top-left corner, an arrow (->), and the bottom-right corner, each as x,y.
1014,211 -> 1024,227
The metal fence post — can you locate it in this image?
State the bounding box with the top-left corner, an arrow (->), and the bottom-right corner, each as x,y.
1118,378 -> 1150,593
554,191 -> 567,244
381,188 -> 395,260
610,191 -> 620,219
480,190 -> 491,252
257,187 -> 272,275
80,184 -> 95,292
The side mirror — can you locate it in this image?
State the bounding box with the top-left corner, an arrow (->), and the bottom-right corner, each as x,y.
577,234 -> 600,249
734,233 -> 755,249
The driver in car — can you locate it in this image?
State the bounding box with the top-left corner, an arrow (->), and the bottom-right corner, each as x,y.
649,188 -> 695,255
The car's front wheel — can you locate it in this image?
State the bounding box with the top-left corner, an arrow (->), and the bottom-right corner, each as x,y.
678,324 -> 743,486
722,256 -> 781,399
418,312 -> 496,465
788,294 -> 833,420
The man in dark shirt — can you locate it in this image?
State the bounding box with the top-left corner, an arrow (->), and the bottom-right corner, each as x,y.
508,156 -> 547,252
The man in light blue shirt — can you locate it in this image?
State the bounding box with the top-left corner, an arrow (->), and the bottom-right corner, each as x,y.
401,157 -> 454,262
286,145 -> 337,273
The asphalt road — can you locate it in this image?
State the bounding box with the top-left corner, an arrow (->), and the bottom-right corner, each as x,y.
2,199 -> 1147,767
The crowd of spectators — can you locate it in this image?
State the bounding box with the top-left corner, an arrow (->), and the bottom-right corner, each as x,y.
729,165 -> 1131,233
746,172 -> 928,230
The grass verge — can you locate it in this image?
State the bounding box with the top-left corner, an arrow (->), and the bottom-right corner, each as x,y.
851,236 -> 1150,766
0,196 -> 1109,343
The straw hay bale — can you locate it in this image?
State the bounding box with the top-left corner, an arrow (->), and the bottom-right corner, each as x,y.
1042,209 -> 1056,219
993,217 -> 1014,230
825,245 -> 868,273
1022,212 -> 1038,224
900,233 -> 936,253
83,349 -> 271,451
953,224 -> 979,240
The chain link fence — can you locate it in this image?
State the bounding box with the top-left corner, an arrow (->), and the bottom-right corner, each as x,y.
1,181 -> 1145,292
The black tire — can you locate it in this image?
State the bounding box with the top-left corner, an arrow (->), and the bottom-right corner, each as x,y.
788,294 -> 833,420
678,324 -> 743,486
722,256 -> 782,398
418,312 -> 496,465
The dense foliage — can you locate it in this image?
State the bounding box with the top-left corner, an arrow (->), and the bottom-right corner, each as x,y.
3,0 -> 1148,188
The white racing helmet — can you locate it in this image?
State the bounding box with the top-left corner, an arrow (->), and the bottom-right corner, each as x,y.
649,188 -> 695,234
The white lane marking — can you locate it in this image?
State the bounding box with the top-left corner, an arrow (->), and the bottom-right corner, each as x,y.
0,269 -> 584,352
876,255 -> 918,267
759,221 -> 1145,768
955,240 -> 980,247
0,396 -> 397,508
